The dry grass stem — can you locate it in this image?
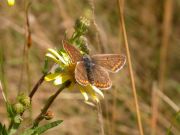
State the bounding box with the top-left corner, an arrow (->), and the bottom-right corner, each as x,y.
96,102 -> 105,135
151,83 -> 159,135
118,0 -> 144,135
153,0 -> 174,134
111,89 -> 117,135
157,89 -> 179,112
159,0 -> 174,91
0,16 -> 52,49
18,1 -> 32,94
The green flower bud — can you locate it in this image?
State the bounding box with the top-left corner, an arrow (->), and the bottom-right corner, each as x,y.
74,16 -> 90,35
18,94 -> 31,108
14,115 -> 23,123
77,36 -> 90,54
13,103 -> 24,114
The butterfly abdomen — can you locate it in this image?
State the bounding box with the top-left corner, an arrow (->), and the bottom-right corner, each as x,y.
83,55 -> 94,84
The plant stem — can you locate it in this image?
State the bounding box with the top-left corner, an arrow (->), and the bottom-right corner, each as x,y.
29,74 -> 46,99
96,102 -> 105,135
118,0 -> 144,135
33,80 -> 71,127
8,74 -> 46,133
152,0 -> 173,134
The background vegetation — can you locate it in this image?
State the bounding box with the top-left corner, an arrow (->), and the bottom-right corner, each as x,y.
0,0 -> 179,135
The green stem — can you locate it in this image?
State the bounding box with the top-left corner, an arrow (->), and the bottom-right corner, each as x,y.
33,80 -> 71,128
8,74 -> 46,134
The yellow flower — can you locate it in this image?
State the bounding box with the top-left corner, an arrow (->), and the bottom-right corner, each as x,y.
44,48 -> 104,102
7,0 -> 15,6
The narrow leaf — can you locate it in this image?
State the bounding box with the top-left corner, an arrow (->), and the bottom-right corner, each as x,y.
34,120 -> 63,134
0,123 -> 8,135
20,129 -> 35,135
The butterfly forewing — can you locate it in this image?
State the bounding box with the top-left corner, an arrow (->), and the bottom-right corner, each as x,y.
62,40 -> 83,64
75,61 -> 89,86
92,54 -> 126,73
92,65 -> 112,89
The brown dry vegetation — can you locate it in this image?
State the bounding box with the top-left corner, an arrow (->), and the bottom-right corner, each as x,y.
0,0 -> 180,135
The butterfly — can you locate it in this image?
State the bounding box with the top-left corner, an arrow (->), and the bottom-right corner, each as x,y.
63,40 -> 126,89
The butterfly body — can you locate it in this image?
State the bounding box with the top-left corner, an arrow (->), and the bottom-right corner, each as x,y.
63,40 -> 126,89
83,54 -> 95,85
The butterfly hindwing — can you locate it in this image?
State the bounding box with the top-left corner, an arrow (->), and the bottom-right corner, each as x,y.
75,61 -> 89,86
92,54 -> 126,73
92,65 -> 112,89
62,40 -> 83,64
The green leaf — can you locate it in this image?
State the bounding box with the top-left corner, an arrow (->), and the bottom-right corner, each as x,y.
6,102 -> 16,118
20,129 -> 35,135
20,120 -> 63,135
0,123 -> 8,135
33,120 -> 63,135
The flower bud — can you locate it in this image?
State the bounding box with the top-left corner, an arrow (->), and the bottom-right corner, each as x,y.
44,110 -> 54,120
18,94 -> 31,108
74,16 -> 90,35
78,36 -> 90,54
14,115 -> 23,123
13,103 -> 24,114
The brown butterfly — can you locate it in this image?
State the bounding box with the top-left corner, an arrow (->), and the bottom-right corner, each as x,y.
63,40 -> 126,89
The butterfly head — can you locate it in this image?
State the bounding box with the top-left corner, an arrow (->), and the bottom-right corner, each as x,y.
82,54 -> 91,61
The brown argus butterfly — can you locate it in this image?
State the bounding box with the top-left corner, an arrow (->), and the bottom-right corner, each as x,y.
63,40 -> 126,89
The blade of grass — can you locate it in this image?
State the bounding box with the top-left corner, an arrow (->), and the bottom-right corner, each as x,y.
151,82 -> 159,135
18,1 -> 32,94
117,0 -> 144,135
0,45 -> 8,99
111,88 -> 117,135
153,0 -> 174,134
96,102 -> 105,135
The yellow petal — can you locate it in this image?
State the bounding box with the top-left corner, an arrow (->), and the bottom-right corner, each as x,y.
53,75 -> 70,85
78,85 -> 89,101
7,0 -> 15,6
60,51 -> 70,64
48,49 -> 67,64
91,86 -> 104,98
46,53 -> 62,65
84,101 -> 96,107
45,73 -> 62,81
86,86 -> 99,102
